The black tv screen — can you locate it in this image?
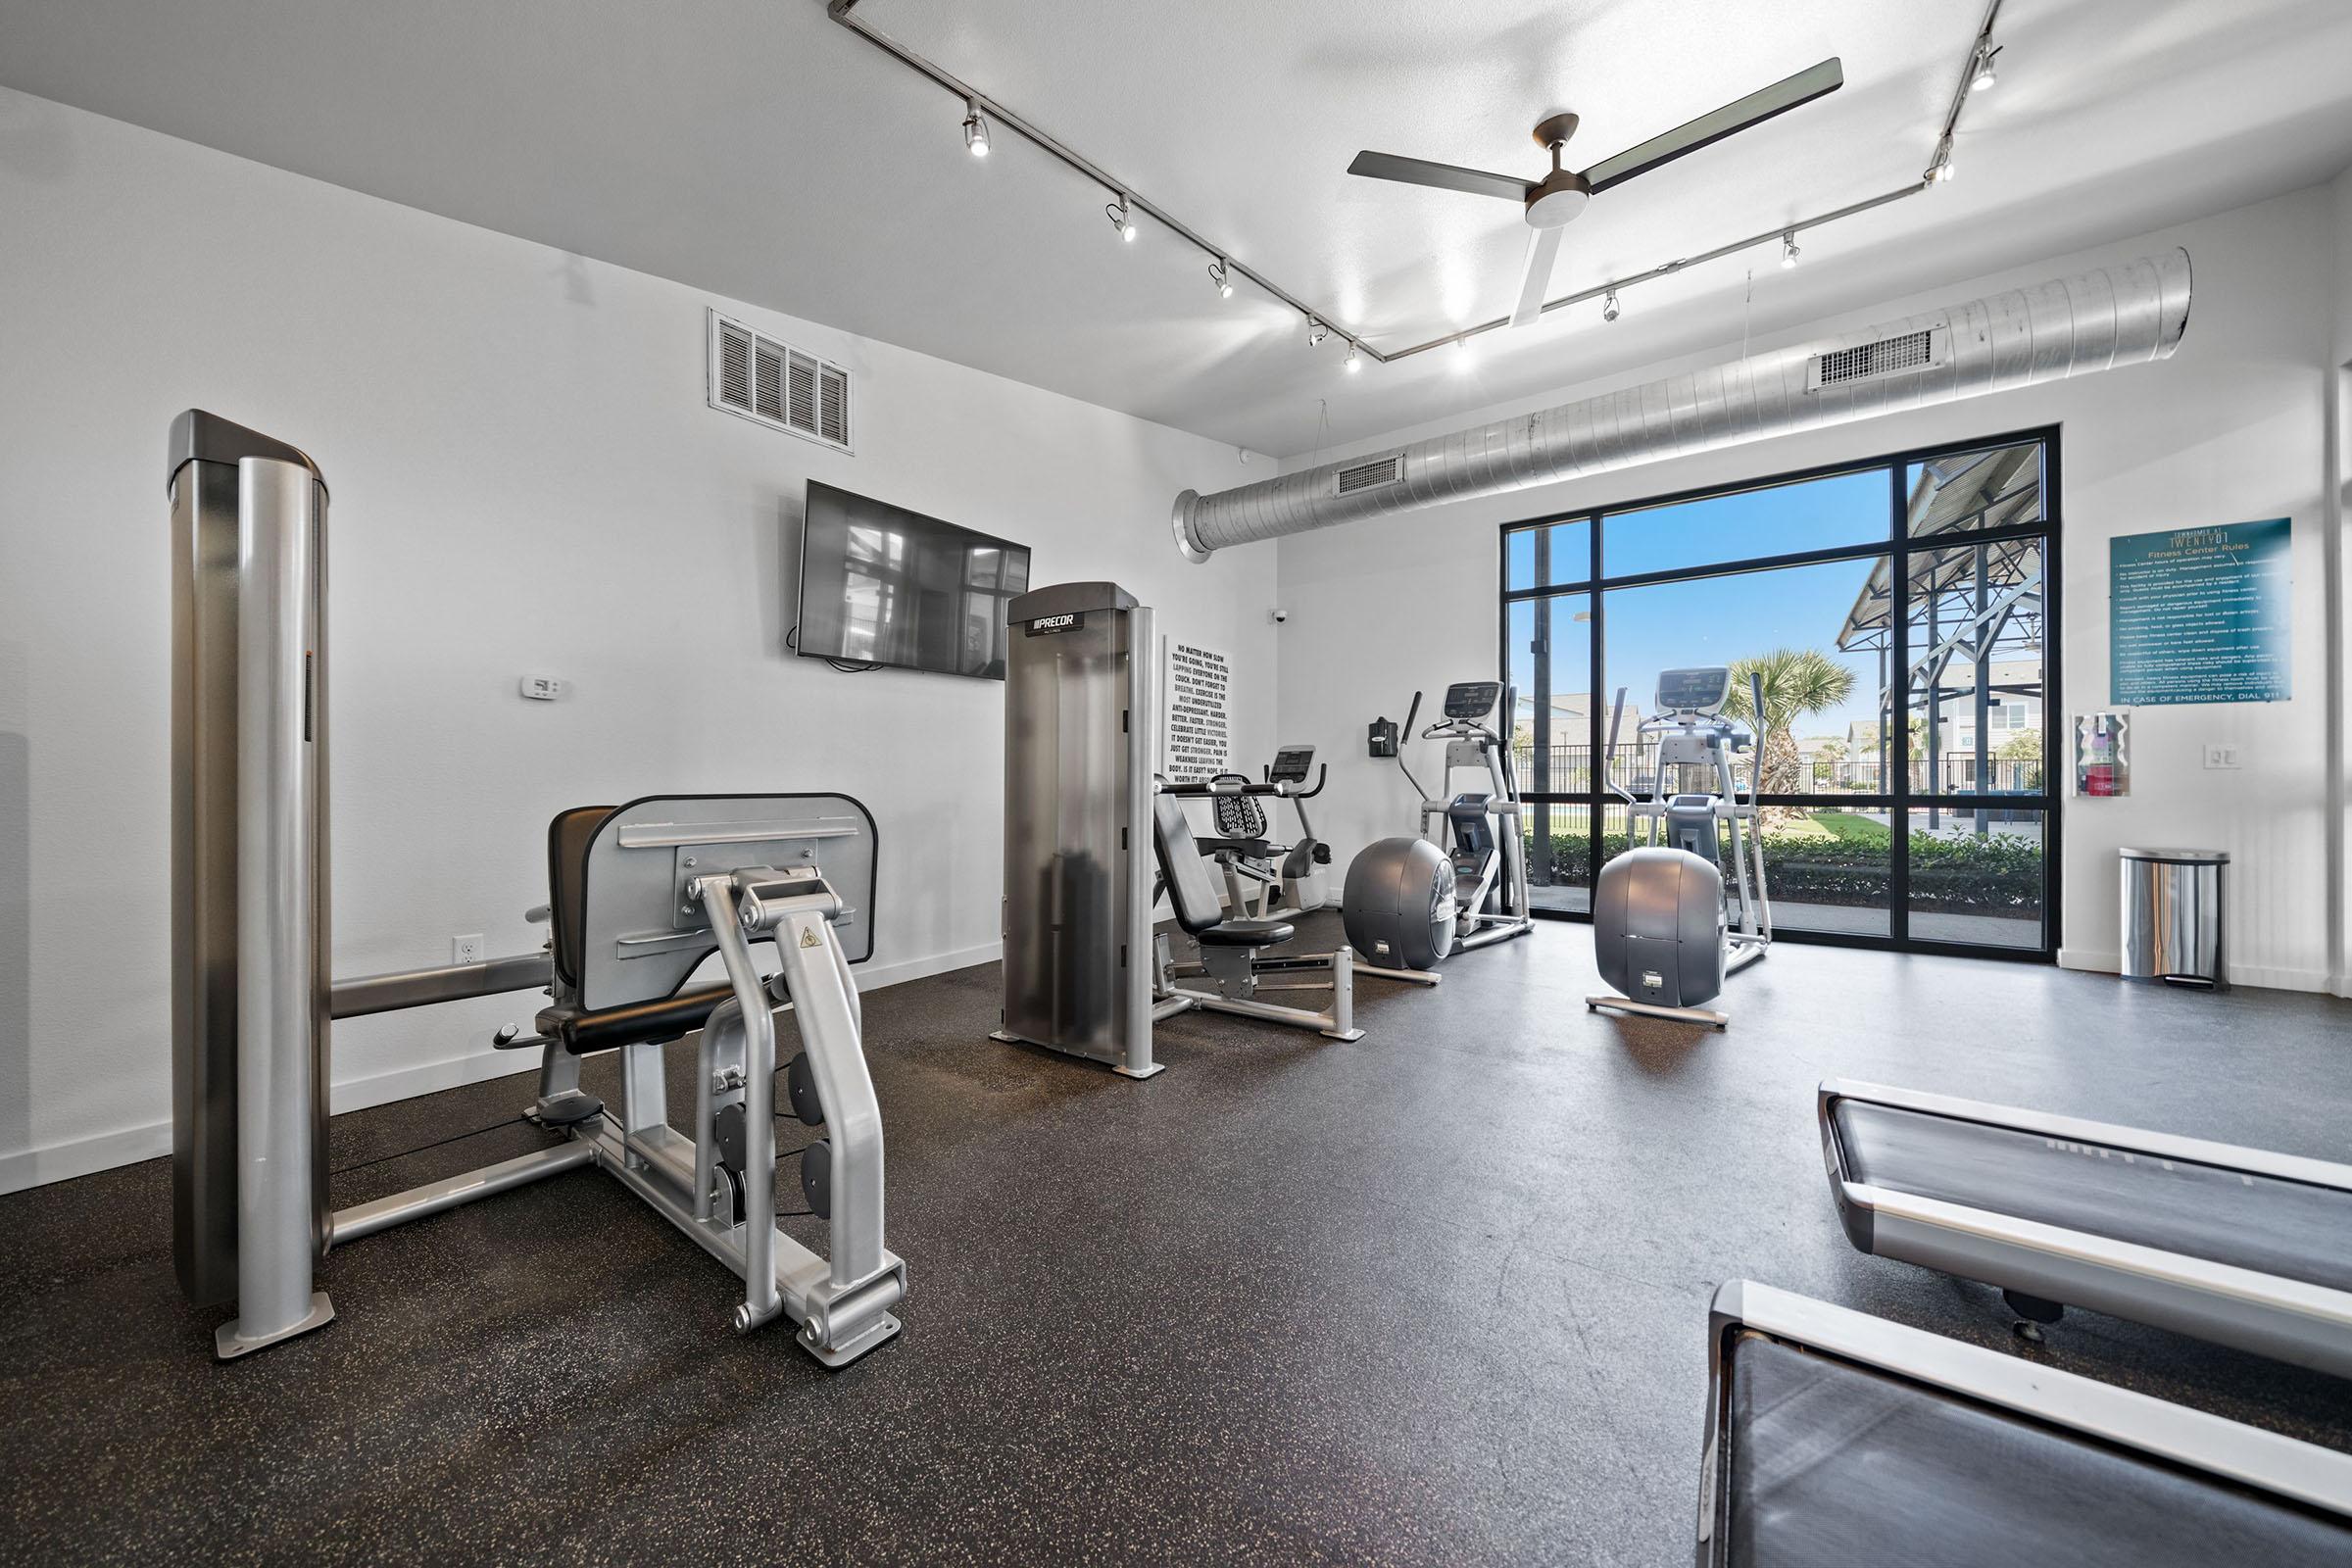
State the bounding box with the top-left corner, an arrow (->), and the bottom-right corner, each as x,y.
795,481 -> 1032,679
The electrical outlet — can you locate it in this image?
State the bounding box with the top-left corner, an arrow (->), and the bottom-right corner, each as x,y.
518,674 -> 564,702
453,933 -> 483,965
2203,743 -> 2241,770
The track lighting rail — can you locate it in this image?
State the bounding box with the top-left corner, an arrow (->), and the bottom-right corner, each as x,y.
824,0 -> 1999,366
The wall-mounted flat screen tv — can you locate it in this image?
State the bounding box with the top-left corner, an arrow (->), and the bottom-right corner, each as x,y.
795,481 -> 1033,680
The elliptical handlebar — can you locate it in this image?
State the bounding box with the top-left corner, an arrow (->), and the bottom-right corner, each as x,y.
1601,686 -> 1634,804
1394,690 -> 1432,806
1746,668 -> 1767,758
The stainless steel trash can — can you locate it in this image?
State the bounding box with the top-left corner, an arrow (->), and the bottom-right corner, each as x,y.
2120,847 -> 2228,990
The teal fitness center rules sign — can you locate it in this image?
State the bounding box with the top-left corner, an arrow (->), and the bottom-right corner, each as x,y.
2109,517 -> 2291,706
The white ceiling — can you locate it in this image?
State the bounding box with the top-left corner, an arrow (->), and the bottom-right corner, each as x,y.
6,0 -> 2351,457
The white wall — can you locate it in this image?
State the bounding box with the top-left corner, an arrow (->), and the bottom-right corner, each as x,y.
0,87 -> 1281,1190
2331,163 -> 2352,994
1275,186 -> 2343,991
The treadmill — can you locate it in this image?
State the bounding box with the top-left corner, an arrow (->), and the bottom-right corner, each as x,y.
1698,1281 -> 2352,1565
1819,1079 -> 2352,1377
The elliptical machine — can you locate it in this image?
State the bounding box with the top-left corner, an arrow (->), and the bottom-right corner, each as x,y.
1344,680 -> 1535,974
1587,666 -> 1773,1029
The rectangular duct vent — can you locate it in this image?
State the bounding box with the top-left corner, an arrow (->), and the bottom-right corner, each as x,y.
1335,453 -> 1403,496
1807,327 -> 1942,393
708,311 -> 853,452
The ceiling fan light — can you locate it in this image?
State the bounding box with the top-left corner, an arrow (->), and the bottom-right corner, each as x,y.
962,100 -> 990,157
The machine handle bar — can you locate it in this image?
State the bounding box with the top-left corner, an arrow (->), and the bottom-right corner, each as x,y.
1160,773 -> 1310,799
1601,686 -> 1636,804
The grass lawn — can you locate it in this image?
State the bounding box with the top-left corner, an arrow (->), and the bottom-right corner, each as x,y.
1763,809 -> 1890,850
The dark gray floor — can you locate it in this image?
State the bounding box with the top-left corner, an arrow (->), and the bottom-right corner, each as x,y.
5,915 -> 2349,1566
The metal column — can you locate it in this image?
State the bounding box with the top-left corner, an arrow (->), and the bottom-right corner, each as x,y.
993,582 -> 1162,1078
220,453 -> 334,1357
170,411 -> 336,1356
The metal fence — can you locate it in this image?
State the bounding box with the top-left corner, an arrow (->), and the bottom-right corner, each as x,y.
1519,743 -> 2043,797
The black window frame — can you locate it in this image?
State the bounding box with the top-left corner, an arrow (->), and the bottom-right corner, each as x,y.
1497,423 -> 2063,962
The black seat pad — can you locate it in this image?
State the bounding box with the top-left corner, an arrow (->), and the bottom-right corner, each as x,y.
1198,835 -> 1283,859
1197,918 -> 1294,948
547,805 -> 618,990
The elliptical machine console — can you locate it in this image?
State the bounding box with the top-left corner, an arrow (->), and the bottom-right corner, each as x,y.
1587,665 -> 1773,1029
1343,679 -> 1535,975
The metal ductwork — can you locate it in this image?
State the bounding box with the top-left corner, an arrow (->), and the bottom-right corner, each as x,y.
1170,248 -> 2192,562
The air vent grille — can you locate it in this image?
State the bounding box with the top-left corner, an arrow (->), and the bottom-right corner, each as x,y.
1336,453 -> 1403,495
718,322 -> 753,409
708,311 -> 852,452
1814,328 -> 1936,389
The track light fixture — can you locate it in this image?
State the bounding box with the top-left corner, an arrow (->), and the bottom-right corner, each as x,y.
1970,43 -> 2001,93
1344,343 -> 1361,373
1451,334 -> 1474,372
832,1 -> 2000,366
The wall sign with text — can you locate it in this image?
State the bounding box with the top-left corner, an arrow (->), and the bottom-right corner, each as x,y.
1163,641 -> 1231,782
2109,517 -> 2290,706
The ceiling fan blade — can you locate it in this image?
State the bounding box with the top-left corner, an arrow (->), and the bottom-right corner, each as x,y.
1348,150 -> 1536,203
1580,57 -> 1844,195
1511,224 -> 1565,328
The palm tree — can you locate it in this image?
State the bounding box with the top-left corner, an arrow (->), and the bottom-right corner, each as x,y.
1722,649 -> 1858,807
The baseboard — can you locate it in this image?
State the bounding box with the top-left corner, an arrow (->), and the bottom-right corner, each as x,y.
0,938 -> 1004,1197
2056,948 -> 2330,994
0,1122 -> 175,1196
2221,963 -> 2333,994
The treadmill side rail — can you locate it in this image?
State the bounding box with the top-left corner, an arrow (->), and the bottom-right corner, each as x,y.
1697,1281 -> 2352,1566
1817,1080 -> 2352,1379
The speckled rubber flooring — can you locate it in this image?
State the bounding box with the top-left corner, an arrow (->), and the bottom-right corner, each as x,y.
5,915 -> 2350,1566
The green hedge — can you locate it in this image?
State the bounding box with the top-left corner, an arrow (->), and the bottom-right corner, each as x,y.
1528,829 -> 2041,913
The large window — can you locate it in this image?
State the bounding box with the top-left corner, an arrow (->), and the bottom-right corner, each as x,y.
1500,429 -> 2060,957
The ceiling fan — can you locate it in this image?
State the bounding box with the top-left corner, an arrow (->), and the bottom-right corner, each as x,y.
1348,58 -> 1844,329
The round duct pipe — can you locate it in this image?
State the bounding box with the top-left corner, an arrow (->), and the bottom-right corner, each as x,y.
1171,248 -> 2190,562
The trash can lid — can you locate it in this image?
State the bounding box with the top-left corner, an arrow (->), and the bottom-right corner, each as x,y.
2120,846 -> 2230,864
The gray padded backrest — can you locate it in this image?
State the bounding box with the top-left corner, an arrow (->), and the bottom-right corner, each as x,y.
1152,794 -> 1227,935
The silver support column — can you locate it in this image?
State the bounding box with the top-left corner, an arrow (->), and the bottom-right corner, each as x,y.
1120,605 -> 1158,1076
218,456 -> 334,1358
994,583 -> 1162,1079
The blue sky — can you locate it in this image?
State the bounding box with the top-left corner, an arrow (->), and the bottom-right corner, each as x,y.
1504,469 -> 1891,738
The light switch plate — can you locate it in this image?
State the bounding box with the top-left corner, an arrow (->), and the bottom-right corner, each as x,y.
2203,743 -> 2241,769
